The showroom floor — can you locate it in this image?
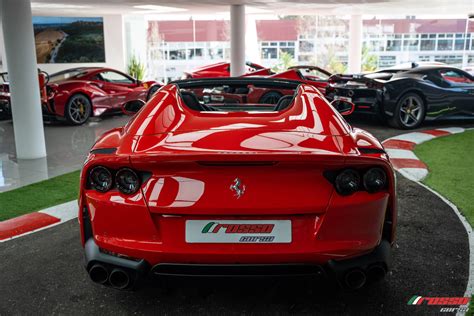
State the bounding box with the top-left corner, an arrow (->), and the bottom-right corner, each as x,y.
0,115 -> 129,192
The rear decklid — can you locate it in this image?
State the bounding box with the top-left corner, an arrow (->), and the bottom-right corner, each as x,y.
130,129 -> 347,216
124,82 -> 353,216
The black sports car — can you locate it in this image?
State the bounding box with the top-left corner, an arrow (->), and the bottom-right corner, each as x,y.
326,64 -> 474,129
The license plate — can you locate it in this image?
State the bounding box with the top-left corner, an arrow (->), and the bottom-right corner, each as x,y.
334,95 -> 352,102
185,220 -> 292,243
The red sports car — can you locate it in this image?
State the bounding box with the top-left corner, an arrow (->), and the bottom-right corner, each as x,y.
0,67 -> 162,125
79,78 -> 396,291
182,61 -> 272,79
188,65 -> 332,105
239,65 -> 332,103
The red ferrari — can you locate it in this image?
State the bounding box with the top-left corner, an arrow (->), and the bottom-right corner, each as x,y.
0,67 -> 162,125
79,78 -> 396,291
182,61 -> 272,79
185,65 -> 332,105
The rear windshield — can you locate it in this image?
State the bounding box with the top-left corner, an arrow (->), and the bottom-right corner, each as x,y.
176,81 -> 299,113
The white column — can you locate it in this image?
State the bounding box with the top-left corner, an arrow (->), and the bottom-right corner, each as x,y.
103,15 -> 126,72
1,0 -> 46,159
124,15 -> 146,72
0,13 -> 7,72
462,18 -> 470,68
230,4 -> 246,77
245,15 -> 260,64
348,15 -> 363,73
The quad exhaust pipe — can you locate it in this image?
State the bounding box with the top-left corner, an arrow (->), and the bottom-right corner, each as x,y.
343,264 -> 386,290
109,268 -> 131,290
367,264 -> 386,282
88,264 -> 132,289
88,264 -> 108,284
344,269 -> 367,290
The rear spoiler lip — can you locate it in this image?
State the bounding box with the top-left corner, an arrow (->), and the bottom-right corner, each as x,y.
128,151 -> 390,166
129,152 -> 347,164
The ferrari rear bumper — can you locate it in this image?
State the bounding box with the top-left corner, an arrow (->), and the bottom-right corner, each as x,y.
84,237 -> 391,290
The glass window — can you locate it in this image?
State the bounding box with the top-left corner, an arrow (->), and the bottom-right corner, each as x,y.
386,39 -> 401,51
208,48 -> 223,59
187,48 -> 203,59
439,69 -> 473,83
379,55 -> 396,67
299,40 -> 314,53
418,55 -> 431,62
169,49 -> 186,60
434,55 -> 462,65
437,39 -> 453,51
454,38 -> 465,50
403,39 -> 419,51
261,47 -> 278,59
99,71 -> 134,84
280,47 -> 295,57
421,39 -> 436,51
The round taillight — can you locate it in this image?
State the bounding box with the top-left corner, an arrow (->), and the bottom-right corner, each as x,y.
115,168 -> 140,195
363,168 -> 387,193
335,169 -> 360,196
89,166 -> 113,192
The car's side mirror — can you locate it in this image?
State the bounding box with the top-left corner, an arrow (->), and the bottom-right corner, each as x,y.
122,100 -> 145,115
330,99 -> 355,116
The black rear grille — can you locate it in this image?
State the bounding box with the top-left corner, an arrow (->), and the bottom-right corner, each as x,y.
197,161 -> 277,167
152,263 -> 324,277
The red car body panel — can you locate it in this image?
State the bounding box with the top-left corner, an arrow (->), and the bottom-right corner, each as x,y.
267,69 -> 330,94
184,62 -> 271,78
79,82 -> 396,270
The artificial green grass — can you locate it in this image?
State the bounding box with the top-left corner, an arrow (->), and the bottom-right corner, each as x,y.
415,130 -> 474,314
0,170 -> 80,221
414,130 -> 474,227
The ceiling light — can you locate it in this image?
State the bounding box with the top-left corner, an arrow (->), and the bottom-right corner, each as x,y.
31,3 -> 91,9
134,5 -> 187,13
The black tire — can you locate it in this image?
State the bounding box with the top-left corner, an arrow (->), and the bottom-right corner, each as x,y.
388,93 -> 425,129
146,85 -> 160,101
258,91 -> 282,105
65,94 -> 92,125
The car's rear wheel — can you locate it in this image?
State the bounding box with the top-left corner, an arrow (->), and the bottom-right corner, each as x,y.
146,85 -> 160,101
65,94 -> 91,125
259,91 -> 282,104
388,93 -> 425,129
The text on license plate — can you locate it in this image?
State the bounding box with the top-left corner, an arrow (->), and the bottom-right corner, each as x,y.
185,220 -> 292,243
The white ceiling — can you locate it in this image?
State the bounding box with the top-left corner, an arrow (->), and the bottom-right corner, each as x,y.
30,0 -> 474,16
